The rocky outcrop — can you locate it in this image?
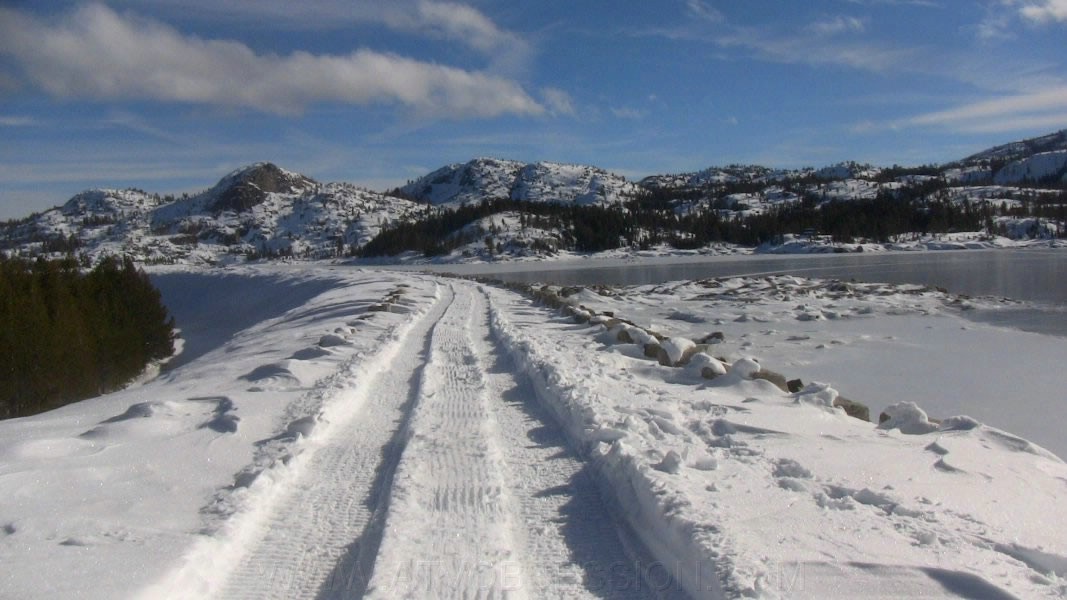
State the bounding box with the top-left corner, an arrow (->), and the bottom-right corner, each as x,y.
211,163 -> 316,213
833,396 -> 870,422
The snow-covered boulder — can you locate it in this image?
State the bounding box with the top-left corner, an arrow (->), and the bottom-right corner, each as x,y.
731,357 -> 762,379
877,401 -> 938,434
657,337 -> 697,366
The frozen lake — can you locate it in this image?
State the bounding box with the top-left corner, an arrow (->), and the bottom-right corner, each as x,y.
421,250 -> 1067,337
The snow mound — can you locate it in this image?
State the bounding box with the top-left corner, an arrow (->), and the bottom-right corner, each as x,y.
877,401 -> 939,434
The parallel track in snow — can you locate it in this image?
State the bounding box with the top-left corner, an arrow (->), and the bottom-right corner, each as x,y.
215,285 -> 455,600
212,282 -> 660,599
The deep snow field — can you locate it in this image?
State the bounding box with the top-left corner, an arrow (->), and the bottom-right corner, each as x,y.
0,263 -> 1065,599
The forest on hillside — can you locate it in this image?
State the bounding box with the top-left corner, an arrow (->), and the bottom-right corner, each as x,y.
360,185 -> 1067,258
0,256 -> 176,419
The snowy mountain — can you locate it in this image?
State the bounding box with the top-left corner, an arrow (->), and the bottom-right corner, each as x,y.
992,149 -> 1067,185
955,129 -> 1067,185
961,129 -> 1067,164
398,157 -> 638,206
2,129 -> 1065,264
640,164 -> 792,190
1,163 -> 423,265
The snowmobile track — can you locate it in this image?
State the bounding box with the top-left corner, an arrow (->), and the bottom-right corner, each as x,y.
214,282 -> 664,599
215,285 -> 455,600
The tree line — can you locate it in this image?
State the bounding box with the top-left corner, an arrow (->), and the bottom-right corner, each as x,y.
0,256 -> 176,419
356,186 -> 1039,258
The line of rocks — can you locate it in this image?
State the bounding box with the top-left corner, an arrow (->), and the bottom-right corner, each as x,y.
366,284 -> 411,313
515,283 -> 871,422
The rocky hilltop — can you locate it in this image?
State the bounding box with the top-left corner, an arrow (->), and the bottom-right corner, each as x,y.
1,163 -> 423,264
398,158 -> 638,206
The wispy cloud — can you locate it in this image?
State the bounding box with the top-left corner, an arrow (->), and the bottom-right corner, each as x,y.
901,86 -> 1067,133
611,106 -> 646,120
0,116 -> 37,127
685,0 -> 726,23
115,0 -> 533,73
844,0 -> 941,6
649,4 -> 915,73
1018,0 -> 1067,23
0,3 -> 545,118
807,16 -> 867,36
540,87 -> 576,116
714,26 -> 916,72
973,0 -> 1067,41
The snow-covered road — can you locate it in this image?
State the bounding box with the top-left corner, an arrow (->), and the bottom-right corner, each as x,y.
178,282 -> 660,599
3,265 -> 1067,600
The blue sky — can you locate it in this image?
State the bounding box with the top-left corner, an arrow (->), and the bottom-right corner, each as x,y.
1,0 -> 1066,218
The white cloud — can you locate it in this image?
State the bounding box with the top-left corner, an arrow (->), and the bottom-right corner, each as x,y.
610,107 -> 645,120
1019,0 -> 1067,22
686,0 -> 726,23
975,0 -> 1067,40
407,1 -> 517,53
541,88 -> 576,116
0,3 -> 545,118
901,86 -> 1067,132
714,25 -> 915,72
0,116 -> 37,127
807,16 -> 867,36
115,0 -> 533,73
844,0 -> 940,6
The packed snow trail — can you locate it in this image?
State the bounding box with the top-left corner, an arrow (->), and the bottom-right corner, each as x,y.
207,281 -> 658,599
213,284 -> 456,599
365,284 -> 658,599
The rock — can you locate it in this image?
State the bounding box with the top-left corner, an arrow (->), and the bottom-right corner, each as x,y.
657,337 -> 697,366
752,369 -> 789,392
731,357 -> 762,379
643,342 -> 662,359
692,354 -> 729,380
623,327 -> 656,347
678,344 -> 710,366
616,328 -> 634,344
787,378 -> 804,393
211,163 -> 316,212
700,331 -> 726,344
834,396 -> 871,422
654,450 -> 683,474
536,290 -> 564,308
317,333 -> 351,348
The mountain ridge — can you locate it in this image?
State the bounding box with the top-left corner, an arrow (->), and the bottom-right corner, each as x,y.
2,129 -> 1065,264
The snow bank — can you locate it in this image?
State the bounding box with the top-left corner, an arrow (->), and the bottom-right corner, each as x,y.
0,266 -> 440,599
483,277 -> 1067,598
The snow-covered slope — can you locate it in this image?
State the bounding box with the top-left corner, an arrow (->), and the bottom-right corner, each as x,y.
961,129 -> 1067,164
1,163 -> 423,265
993,149 -> 1067,185
640,164 -> 792,190
399,157 -> 638,206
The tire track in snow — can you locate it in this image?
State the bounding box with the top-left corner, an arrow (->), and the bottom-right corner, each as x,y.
210,285 -> 456,600
363,283 -> 524,599
470,286 -> 663,600
365,283 -> 660,599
